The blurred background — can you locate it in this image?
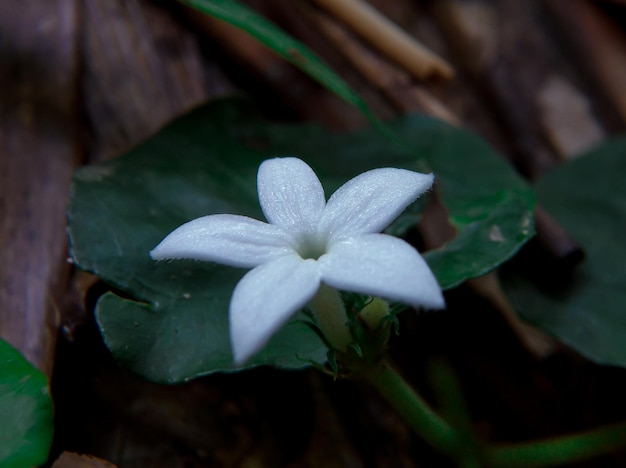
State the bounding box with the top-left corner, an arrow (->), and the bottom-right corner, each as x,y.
2,1 -> 626,466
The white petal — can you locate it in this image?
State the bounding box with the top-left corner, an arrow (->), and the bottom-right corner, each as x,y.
318,168 -> 433,239
257,157 -> 326,234
318,234 -> 444,309
150,214 -> 294,268
230,255 -> 321,364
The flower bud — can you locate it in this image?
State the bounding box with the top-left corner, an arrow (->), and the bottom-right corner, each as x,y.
359,298 -> 390,331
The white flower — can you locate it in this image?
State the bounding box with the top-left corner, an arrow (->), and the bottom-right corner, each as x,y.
151,157 -> 444,364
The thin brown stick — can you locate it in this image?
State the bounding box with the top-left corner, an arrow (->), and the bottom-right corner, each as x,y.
310,0 -> 454,81
302,3 -> 460,123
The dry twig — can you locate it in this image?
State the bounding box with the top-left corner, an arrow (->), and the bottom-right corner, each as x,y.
310,0 -> 454,81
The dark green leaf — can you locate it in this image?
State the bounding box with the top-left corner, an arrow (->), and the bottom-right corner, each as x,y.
503,138 -> 626,367
391,118 -> 535,288
0,338 -> 53,467
67,98 -> 533,382
426,195 -> 533,289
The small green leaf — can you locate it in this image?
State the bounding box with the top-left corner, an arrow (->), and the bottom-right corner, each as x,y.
0,338 -> 54,467
67,98 -> 533,382
503,138 -> 626,367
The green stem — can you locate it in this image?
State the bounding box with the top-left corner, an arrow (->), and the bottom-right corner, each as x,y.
487,420 -> 626,468
362,358 -> 626,467
364,361 -> 459,455
429,359 -> 485,466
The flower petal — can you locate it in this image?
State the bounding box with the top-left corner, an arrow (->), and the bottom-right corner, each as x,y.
230,255 -> 321,364
318,234 -> 445,309
150,214 -> 294,268
318,168 -> 433,239
257,157 -> 326,234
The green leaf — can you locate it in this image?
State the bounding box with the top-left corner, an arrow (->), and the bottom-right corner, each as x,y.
0,338 -> 54,467
425,195 -> 533,289
67,98 -> 533,382
96,292 -> 324,383
503,138 -> 626,367
390,118 -> 535,287
179,0 -> 385,131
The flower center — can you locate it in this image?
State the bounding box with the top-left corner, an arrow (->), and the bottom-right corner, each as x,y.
295,233 -> 328,260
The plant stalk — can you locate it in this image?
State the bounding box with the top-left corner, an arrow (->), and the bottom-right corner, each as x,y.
487,420 -> 626,467
364,361 -> 459,455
